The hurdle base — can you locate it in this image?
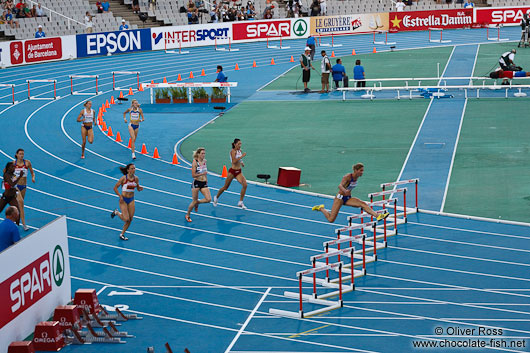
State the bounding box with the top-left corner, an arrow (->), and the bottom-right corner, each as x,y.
165,50 -> 190,54
268,308 -> 302,319
28,96 -> 60,100
374,41 -> 396,45
0,101 -> 18,105
267,45 -> 291,50
488,38 -> 509,42
72,91 -> 103,96
430,40 -> 452,43
215,47 -> 240,52
284,291 -> 342,307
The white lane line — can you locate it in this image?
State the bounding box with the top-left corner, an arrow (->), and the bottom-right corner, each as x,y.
225,288 -> 271,353
407,221 -> 530,240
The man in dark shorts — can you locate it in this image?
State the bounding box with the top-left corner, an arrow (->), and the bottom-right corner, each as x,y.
300,47 -> 315,93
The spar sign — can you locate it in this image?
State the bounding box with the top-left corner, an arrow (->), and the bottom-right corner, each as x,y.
389,9 -> 473,32
232,18 -> 309,41
475,6 -> 530,26
0,216 -> 70,352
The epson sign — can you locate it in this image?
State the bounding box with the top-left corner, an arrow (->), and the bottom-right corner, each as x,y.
77,29 -> 152,57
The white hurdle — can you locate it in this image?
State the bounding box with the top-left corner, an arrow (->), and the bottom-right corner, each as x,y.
0,84 -> 17,105
69,75 -> 102,95
369,188 -> 409,225
319,33 -> 343,48
380,178 -> 420,217
266,35 -> 290,50
27,79 -> 58,100
373,31 -> 396,45
214,37 -> 239,52
429,28 -> 451,43
487,25 -> 509,42
112,71 -> 140,91
165,37 -> 189,54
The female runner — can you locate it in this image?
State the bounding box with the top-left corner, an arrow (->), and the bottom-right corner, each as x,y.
111,163 -> 143,240
123,99 -> 144,160
185,148 -> 211,222
0,162 -> 22,224
312,163 -> 389,223
213,138 -> 247,209
76,100 -> 97,159
13,149 -> 35,231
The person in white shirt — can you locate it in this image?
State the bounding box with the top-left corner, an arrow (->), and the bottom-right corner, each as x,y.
119,19 -> 129,30
320,50 -> 331,93
464,1 -> 474,8
319,0 -> 326,15
85,11 -> 93,33
35,3 -> 44,17
395,0 -> 405,12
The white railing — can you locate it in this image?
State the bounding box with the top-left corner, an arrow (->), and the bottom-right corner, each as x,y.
28,0 -> 88,30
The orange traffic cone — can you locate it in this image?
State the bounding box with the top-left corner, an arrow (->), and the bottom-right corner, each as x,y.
177,74 -> 182,81
138,84 -> 144,92
119,91 -> 124,98
163,77 -> 168,83
189,71 -> 194,79
373,47 -> 377,53
141,143 -> 147,154
110,96 -> 115,104
115,131 -> 122,142
102,104 -> 106,113
252,61 -> 257,67
128,87 -> 134,95
172,153 -> 179,165
151,80 -> 155,84
127,138 -> 132,149
270,58 -> 275,65
352,49 -> 356,55
331,51 -> 335,58
107,126 -> 113,137
221,165 -> 228,178
101,121 -> 107,132
105,99 -> 110,108
290,55 -> 294,62
153,147 -> 160,159
235,63 -> 240,70
200,69 -> 206,76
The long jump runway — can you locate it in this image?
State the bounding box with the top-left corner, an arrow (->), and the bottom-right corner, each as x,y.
0,27 -> 529,352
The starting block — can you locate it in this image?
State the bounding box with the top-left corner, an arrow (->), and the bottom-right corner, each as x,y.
112,71 -> 141,91
70,75 -> 102,95
26,79 -> 58,100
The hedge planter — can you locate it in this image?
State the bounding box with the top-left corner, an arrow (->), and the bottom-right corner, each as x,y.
173,98 -> 188,103
155,98 -> 171,104
193,98 -> 209,103
211,98 -> 227,103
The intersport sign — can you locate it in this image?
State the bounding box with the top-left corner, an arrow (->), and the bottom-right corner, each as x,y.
475,6 -> 530,25
389,9 -> 473,32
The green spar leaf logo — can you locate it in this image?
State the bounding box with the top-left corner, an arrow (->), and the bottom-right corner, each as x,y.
293,19 -> 307,37
52,245 -> 65,287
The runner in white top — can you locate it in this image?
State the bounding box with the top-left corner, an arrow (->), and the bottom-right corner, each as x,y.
76,100 -> 97,159
213,138 -> 248,209
185,147 -> 212,222
312,163 -> 389,223
123,99 -> 144,160
13,148 -> 35,231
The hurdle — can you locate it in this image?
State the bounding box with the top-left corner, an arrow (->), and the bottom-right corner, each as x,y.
0,84 -> 17,104
373,31 -> 396,45
70,75 -> 102,95
347,201 -> 398,240
270,260 -> 347,319
214,36 -> 239,52
319,33 -> 343,48
369,188 -> 410,225
429,28 -> 451,43
165,37 -> 189,54
381,178 -> 419,216
112,71 -> 141,91
266,35 -> 290,50
487,25 -> 509,42
27,79 -> 58,100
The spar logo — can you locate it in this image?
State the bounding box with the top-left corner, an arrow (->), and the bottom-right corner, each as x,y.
293,19 -> 307,37
484,8 -> 530,24
233,20 -> 291,40
52,245 -> 65,287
